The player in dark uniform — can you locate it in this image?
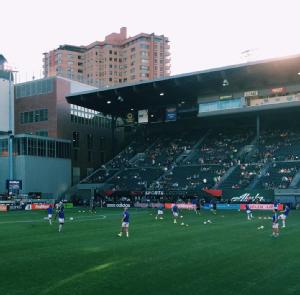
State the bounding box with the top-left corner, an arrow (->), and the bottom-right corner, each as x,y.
118,207 -> 130,238
245,203 -> 253,220
279,204 -> 290,228
172,203 -> 179,224
47,204 -> 53,225
58,207 -> 65,233
272,209 -> 279,238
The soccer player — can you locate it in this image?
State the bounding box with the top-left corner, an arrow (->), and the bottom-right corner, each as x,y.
272,209 -> 279,238
279,204 -> 290,228
155,204 -> 164,220
195,200 -> 201,215
172,203 -> 179,224
90,196 -> 96,213
58,207 -> 65,233
210,199 -> 217,215
118,207 -> 130,238
245,203 -> 253,220
47,204 -> 53,225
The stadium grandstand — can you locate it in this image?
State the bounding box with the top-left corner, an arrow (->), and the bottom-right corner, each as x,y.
66,54 -> 300,207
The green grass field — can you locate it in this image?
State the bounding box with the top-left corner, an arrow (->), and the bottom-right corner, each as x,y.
0,208 -> 299,295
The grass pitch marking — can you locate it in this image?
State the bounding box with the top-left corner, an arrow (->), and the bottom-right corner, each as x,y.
0,214 -> 107,225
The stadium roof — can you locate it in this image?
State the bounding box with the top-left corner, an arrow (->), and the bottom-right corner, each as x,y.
66,54 -> 300,117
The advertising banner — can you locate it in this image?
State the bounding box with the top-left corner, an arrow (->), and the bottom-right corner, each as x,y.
64,203 -> 74,209
134,202 -> 163,208
138,109 -> 148,123
6,180 -> 22,190
222,189 -> 274,203
165,107 -> 177,122
125,112 -> 135,124
0,204 -> 8,212
240,203 -> 283,211
164,203 -> 195,209
105,203 -> 131,208
216,204 -> 240,210
244,90 -> 258,97
31,203 -> 51,210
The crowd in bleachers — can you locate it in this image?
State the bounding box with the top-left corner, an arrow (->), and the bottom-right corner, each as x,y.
81,126 -> 300,192
186,131 -> 253,166
256,162 -> 300,189
221,163 -> 263,189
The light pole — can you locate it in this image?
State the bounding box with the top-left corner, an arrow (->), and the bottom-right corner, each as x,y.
7,69 -> 17,185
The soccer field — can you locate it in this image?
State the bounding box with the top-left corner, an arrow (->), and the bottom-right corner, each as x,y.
0,208 -> 299,295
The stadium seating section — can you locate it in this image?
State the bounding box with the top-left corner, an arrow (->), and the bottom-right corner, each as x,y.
81,127 -> 300,192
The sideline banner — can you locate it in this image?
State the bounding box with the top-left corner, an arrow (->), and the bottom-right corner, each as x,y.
222,189 -> 274,203
105,203 -> 131,208
134,202 -> 163,208
164,203 -> 195,209
217,204 -> 240,210
31,203 -> 51,210
0,204 -> 8,212
240,204 -> 283,211
64,203 -> 73,209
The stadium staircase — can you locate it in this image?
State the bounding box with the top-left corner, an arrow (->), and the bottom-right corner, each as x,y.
247,162 -> 272,189
289,168 -> 300,188
214,165 -> 237,189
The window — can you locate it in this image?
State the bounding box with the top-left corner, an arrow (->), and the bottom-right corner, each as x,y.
15,78 -> 54,98
73,131 -> 80,148
87,134 -> 93,149
88,151 -> 92,162
36,130 -> 48,137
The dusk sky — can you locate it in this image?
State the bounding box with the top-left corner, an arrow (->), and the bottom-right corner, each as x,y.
2,0 -> 300,82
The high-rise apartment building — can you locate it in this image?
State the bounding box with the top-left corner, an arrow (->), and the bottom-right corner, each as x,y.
43,27 -> 171,87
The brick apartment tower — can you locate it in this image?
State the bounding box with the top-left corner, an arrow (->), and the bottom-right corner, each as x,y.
43,27 -> 171,87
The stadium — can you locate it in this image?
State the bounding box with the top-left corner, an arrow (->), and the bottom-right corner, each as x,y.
2,55 -> 300,295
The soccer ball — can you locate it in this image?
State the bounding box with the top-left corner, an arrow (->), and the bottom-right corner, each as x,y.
261,226 -> 264,229
204,221 -> 207,224
180,215 -> 183,218
69,217 -> 74,221
181,222 -> 185,226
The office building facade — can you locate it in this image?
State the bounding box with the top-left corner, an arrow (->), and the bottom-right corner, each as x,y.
14,77 -> 121,184
43,27 -> 171,87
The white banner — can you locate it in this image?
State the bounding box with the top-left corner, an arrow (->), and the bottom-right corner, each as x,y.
138,109 -> 148,123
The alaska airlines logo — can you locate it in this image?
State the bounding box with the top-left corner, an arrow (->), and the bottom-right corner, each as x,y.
231,193 -> 265,203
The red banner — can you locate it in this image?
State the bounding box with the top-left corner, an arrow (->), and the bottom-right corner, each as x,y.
202,189 -> 222,197
31,203 -> 51,210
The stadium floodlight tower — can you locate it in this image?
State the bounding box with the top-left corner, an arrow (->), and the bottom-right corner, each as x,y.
4,62 -> 18,191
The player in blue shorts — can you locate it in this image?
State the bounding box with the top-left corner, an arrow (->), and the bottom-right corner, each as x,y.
118,207 -> 130,238
47,204 -> 53,225
210,200 -> 217,215
245,203 -> 253,220
172,203 -> 179,224
58,207 -> 65,232
279,204 -> 290,228
155,204 -> 164,220
272,209 -> 279,237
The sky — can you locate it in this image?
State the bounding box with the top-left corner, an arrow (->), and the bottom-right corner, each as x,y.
2,0 -> 300,82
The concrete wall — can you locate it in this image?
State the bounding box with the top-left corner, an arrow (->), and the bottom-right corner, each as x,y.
0,155 -> 71,197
